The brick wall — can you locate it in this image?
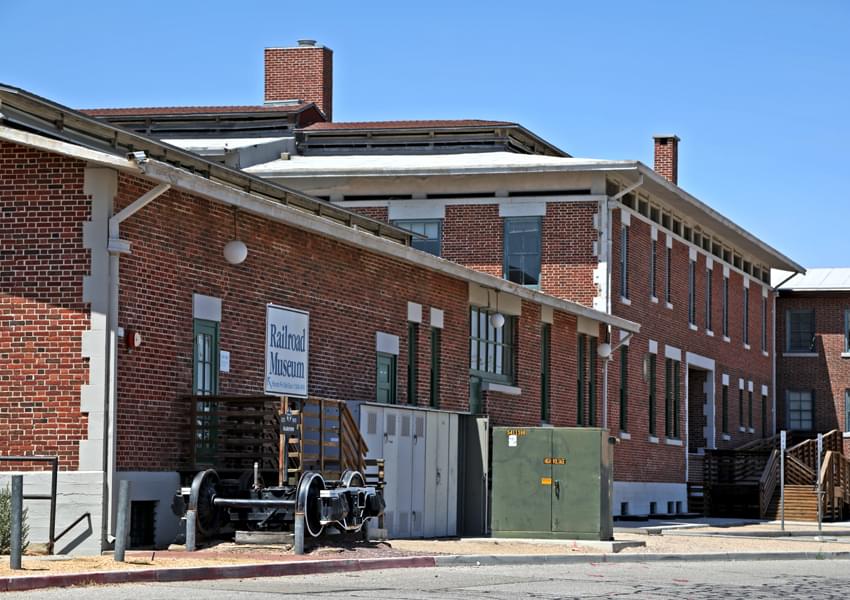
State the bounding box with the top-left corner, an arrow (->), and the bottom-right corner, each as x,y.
0,142 -> 90,469
776,293 -> 850,435
442,204 -> 503,278
264,46 -> 333,120
610,208 -> 774,482
541,202 -> 598,305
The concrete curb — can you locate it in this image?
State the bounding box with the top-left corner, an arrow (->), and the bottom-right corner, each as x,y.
0,556 -> 437,593
4,550 -> 850,592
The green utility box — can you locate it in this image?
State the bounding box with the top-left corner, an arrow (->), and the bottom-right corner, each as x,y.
491,427 -> 614,540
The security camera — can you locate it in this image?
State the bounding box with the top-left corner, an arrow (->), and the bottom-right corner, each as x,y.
128,150 -> 148,163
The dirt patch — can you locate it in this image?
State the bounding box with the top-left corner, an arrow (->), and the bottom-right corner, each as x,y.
0,554 -> 266,578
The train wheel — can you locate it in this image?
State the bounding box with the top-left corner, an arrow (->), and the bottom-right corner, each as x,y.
188,469 -> 224,537
296,472 -> 325,537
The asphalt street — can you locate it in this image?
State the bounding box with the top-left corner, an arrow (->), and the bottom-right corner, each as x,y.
6,559 -> 850,599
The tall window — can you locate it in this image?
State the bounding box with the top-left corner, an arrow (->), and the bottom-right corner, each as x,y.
504,217 -> 542,287
577,334 -> 586,426
748,389 -> 753,429
705,267 -> 713,331
376,353 -> 397,404
620,224 -> 629,300
844,310 -> 850,353
541,324 -> 551,422
193,319 -> 219,395
588,336 -> 598,426
786,309 -> 815,353
722,276 -> 729,337
762,297 -> 768,352
429,328 -> 441,408
393,219 -> 442,256
721,383 -> 729,434
619,346 -> 629,432
407,323 -> 418,405
762,392 -> 768,437
845,389 -> 850,432
470,307 -> 515,381
650,240 -> 657,299
738,387 -> 744,429
665,246 -> 672,304
688,260 -> 696,326
743,286 -> 750,345
648,353 -> 657,436
665,358 -> 680,438
787,390 -> 813,431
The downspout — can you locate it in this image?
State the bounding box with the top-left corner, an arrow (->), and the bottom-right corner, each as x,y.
102,171 -> 170,544
600,332 -> 633,431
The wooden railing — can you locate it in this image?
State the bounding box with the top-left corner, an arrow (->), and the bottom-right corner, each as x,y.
738,434 -> 780,452
787,430 -> 842,470
759,448 -> 780,517
704,450 -> 770,484
186,395 -> 369,483
818,450 -> 850,521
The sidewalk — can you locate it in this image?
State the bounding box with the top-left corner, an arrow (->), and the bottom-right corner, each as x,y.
4,520 -> 850,592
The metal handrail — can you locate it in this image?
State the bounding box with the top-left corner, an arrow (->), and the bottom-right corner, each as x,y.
0,456 -> 58,554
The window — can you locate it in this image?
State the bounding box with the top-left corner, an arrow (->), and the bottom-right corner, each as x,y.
762,297 -> 768,352
470,307 -> 515,381
619,346 -> 629,432
738,387 -> 744,429
620,224 -> 629,299
845,310 -> 850,352
541,324 -> 551,422
786,309 -> 815,353
688,260 -> 696,326
748,389 -> 753,429
845,390 -> 850,432
430,328 -> 441,408
393,219 -> 441,256
650,240 -> 657,299
588,336 -> 598,426
648,353 -> 657,436
722,383 -> 729,434
665,246 -> 672,304
743,286 -> 750,345
762,392 -> 768,437
407,323 -> 418,405
504,217 -> 542,287
665,358 -> 680,438
705,267 -> 713,331
193,319 -> 219,395
577,334 -> 586,426
722,276 -> 729,337
376,353 -> 397,404
787,390 -> 813,431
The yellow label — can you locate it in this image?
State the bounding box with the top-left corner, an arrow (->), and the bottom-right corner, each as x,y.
544,457 -> 567,465
505,429 -> 528,437
540,477 -> 552,486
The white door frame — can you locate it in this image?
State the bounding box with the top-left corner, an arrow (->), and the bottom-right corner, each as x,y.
685,351 -> 716,482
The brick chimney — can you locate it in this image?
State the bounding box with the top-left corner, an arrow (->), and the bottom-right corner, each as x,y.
652,134 -> 680,184
264,40 -> 333,121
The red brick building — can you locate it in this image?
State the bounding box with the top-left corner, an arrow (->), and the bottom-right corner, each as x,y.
83,42 -> 805,517
0,85 -> 634,553
776,269 -> 850,447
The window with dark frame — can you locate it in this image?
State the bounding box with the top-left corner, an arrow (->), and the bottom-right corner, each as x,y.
706,267 -> 713,331
786,309 -> 815,353
393,219 -> 442,256
743,286 -> 750,345
787,389 -> 813,431
738,387 -> 744,429
619,346 -> 629,432
376,352 -> 397,404
748,389 -> 753,429
722,276 -> 729,337
665,246 -> 672,304
577,334 -> 586,426
541,323 -> 551,422
469,307 -> 515,382
504,217 -> 542,287
688,260 -> 696,326
845,389 -> 850,432
845,310 -> 850,353
722,383 -> 729,434
588,336 -> 598,426
193,319 -> 219,461
620,224 -> 629,299
762,296 -> 768,352
762,392 -> 768,437
648,353 -> 657,436
650,240 -> 657,299
430,327 -> 441,408
665,358 -> 680,438
407,322 -> 418,405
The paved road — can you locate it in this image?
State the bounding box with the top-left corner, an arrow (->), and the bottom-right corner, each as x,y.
7,559 -> 850,599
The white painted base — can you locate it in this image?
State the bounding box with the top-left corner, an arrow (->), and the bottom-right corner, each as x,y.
0,471 -> 104,555
115,471 -> 181,549
613,481 -> 688,517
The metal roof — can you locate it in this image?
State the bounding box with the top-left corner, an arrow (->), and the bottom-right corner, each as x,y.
778,268 -> 850,291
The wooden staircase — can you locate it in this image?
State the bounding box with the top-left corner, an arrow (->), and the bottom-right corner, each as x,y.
759,430 -> 850,522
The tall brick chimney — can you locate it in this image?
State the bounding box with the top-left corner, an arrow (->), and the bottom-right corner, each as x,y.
264,40 -> 333,121
652,134 -> 680,184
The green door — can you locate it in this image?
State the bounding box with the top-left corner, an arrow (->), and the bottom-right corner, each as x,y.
551,428 -> 601,536
376,353 -> 397,404
490,427 -> 552,534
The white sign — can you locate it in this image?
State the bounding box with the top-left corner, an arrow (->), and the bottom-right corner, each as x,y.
220,350 -> 230,373
781,430 -> 786,450
265,304 -> 309,398
508,434 -> 518,447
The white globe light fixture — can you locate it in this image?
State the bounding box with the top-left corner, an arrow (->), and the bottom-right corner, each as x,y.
597,342 -> 612,359
223,239 -> 248,265
489,312 -> 505,329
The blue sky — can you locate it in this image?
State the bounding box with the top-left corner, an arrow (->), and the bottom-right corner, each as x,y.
2,1 -> 847,269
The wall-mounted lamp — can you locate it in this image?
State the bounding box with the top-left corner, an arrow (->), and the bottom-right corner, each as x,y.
489,290 -> 505,329
224,210 -> 248,265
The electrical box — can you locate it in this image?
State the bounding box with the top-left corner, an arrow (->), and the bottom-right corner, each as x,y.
490,427 -> 614,540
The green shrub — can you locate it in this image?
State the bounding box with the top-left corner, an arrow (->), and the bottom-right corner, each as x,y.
0,485 -> 29,554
